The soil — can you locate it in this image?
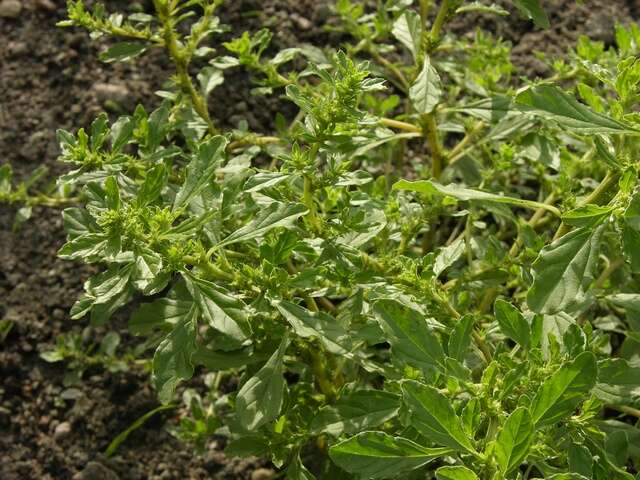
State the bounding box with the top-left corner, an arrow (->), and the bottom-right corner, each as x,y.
0,1 -> 639,479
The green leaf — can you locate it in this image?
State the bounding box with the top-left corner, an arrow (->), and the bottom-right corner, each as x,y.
623,191 -> 640,272
274,300 -> 352,355
137,164 -> 168,206
401,380 -> 476,453
184,274 -> 252,342
99,42 -> 147,63
447,314 -> 474,362
236,334 -> 289,430
530,351 -> 598,426
193,346 -> 264,371
132,249 -> 167,294
58,233 -> 109,261
329,432 -> 451,479
622,224 -> 640,273
217,202 -> 308,248
433,237 -> 465,278
311,390 -> 400,436
593,358 -> 640,406
547,475 -> 590,480
391,10 -> 421,60
516,85 -> 635,134
110,115 -> 135,152
435,466 -> 479,480
373,299 -> 446,373
494,407 -> 534,474
594,136 -> 621,170
456,2 -> 509,16
562,204 -> 614,228
512,0 -> 549,29
287,453 -> 317,480
393,179 -> 560,217
72,264 -> 133,323
62,208 -> 98,238
173,136 -> 227,210
104,176 -> 121,210
197,66 -> 225,97
568,443 -> 593,477
409,56 -> 442,115
0,164 -> 12,195
527,225 -> 605,314
153,307 -> 198,403
129,297 -> 192,335
494,299 -> 530,348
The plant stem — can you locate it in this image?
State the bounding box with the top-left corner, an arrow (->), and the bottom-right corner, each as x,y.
448,121 -> 485,161
608,404 -> 640,418
367,45 -> 411,92
227,135 -> 281,151
429,0 -> 452,48
379,117 -> 422,133
509,192 -> 557,258
183,255 -> 235,282
553,170 -> 620,240
424,113 -> 443,178
593,257 -> 624,290
303,174 -> 322,234
433,288 -> 493,363
154,0 -> 217,135
304,297 -> 336,400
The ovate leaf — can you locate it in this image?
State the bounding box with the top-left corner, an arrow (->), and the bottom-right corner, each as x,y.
287,453 -> 317,480
435,466 -> 479,480
410,56 -> 442,115
173,136 -> 227,210
274,300 -> 352,355
100,42 -> 147,63
373,299 -> 446,373
562,204 -> 614,228
530,351 -> 597,426
311,390 -> 400,436
494,407 -> 534,474
137,164 -> 168,206
527,225 -> 604,314
512,0 -> 549,29
494,299 -> 530,348
129,297 -> 192,335
447,314 -> 475,362
153,307 -> 198,403
184,274 -> 252,342
593,358 -> 640,406
401,380 -> 476,453
393,179 -> 560,217
456,2 -> 509,16
217,202 -> 308,248
433,237 -> 465,278
516,85 -> 634,134
236,334 -> 289,430
391,10 -> 421,60
329,432 -> 451,479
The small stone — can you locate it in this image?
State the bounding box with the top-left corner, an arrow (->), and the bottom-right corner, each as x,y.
73,461 -> 119,480
0,0 -> 21,18
251,468 -> 276,480
291,13 -> 312,31
54,421 -> 72,440
7,41 -> 28,57
313,4 -> 331,22
35,0 -> 56,11
93,82 -> 132,106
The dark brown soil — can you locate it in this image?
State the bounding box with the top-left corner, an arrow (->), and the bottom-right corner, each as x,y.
0,1 -> 638,479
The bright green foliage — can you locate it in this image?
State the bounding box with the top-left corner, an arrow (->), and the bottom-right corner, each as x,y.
5,0 -> 640,478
